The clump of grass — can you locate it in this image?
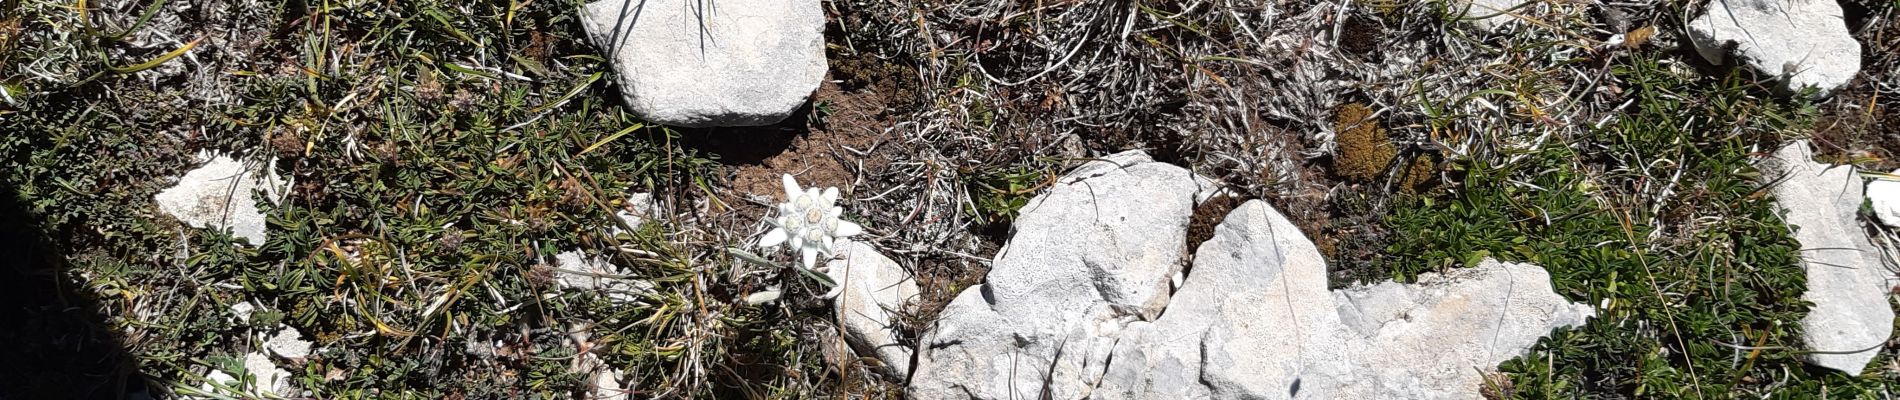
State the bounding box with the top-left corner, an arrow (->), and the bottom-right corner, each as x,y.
1334,102 -> 1397,183
1383,53 -> 1894,396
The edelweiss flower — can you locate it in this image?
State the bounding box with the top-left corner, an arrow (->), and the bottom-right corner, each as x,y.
758,174 -> 863,269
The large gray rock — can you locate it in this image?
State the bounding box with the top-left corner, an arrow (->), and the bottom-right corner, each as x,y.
154,152 -> 288,245
829,239 -> 920,376
908,151 -> 1218,400
580,0 -> 826,127
1760,140 -> 1897,373
1688,0 -> 1861,98
910,152 -> 1593,399
1094,201 -> 1594,399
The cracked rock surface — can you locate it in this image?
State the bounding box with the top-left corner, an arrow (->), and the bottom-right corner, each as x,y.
908,150 -> 1218,400
1096,201 -> 1593,399
1688,0 -> 1861,98
579,0 -> 826,127
1759,140 -> 1897,373
154,152 -> 288,246
909,150 -> 1595,399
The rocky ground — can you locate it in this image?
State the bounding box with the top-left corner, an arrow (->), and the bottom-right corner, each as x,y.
1,0 -> 1898,398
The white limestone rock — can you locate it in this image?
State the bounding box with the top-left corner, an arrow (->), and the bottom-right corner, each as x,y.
908,150 -> 1218,400
230,301 -> 256,323
554,250 -> 656,304
198,369 -> 237,395
1459,0 -> 1532,31
1688,0 -> 1861,98
612,192 -> 658,234
1866,171 -> 1900,228
193,327 -> 310,398
154,152 -> 289,245
576,353 -> 629,400
262,327 -> 312,359
828,240 -> 920,376
1759,140 -> 1897,373
907,153 -> 1593,399
1094,201 -> 1593,399
241,352 -> 293,395
580,0 -> 826,127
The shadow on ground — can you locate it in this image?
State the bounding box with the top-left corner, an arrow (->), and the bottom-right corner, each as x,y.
0,185 -> 153,400
673,105 -> 813,165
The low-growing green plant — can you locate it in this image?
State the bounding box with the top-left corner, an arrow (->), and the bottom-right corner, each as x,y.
1383,54 -> 1894,397
1,0 -> 836,397
963,166 -> 1049,226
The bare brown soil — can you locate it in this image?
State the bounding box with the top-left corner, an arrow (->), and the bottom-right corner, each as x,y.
1811,0 -> 1900,170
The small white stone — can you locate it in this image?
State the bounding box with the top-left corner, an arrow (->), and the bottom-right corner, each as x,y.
154,152 -> 290,245
263,327 -> 312,359
1458,0 -> 1529,31
612,193 -> 657,234
574,353 -> 629,399
829,240 -> 919,376
200,369 -> 237,394
1866,172 -> 1900,228
230,301 -> 256,323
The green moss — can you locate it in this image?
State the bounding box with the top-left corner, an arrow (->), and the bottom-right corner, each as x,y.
1398,155 -> 1440,195
1335,102 -> 1397,183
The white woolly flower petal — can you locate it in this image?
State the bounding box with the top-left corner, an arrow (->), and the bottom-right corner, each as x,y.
781,174 -> 801,201
805,188 -> 824,206
801,248 -> 819,270
759,174 -> 864,299
834,220 -> 863,238
758,228 -> 788,248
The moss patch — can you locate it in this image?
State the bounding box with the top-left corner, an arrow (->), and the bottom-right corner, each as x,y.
1334,103 -> 1397,183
